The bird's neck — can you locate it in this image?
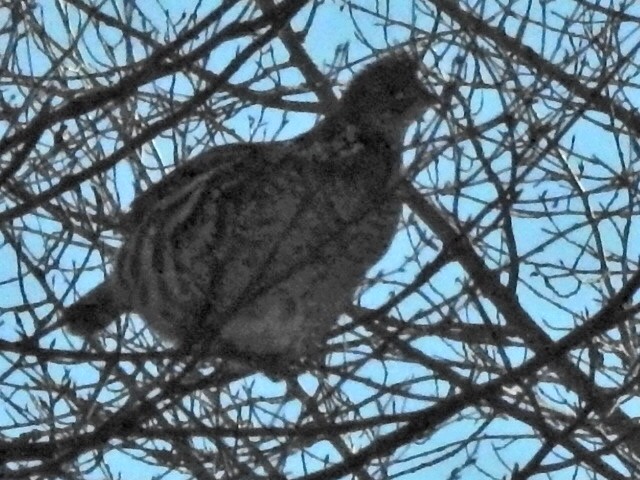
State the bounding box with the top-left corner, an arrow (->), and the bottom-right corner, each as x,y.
314,113 -> 408,152
294,115 -> 404,190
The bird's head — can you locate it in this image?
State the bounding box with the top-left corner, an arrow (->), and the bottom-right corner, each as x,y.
340,53 -> 437,135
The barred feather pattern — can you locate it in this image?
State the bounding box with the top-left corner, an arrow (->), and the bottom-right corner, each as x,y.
61,52 -> 437,362
109,131 -> 402,356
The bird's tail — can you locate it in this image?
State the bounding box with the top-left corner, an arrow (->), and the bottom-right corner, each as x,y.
60,281 -> 126,337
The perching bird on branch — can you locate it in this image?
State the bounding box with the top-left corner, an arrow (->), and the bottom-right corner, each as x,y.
61,52 -> 437,368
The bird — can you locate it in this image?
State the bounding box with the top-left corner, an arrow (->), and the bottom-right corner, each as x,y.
60,51 -> 437,370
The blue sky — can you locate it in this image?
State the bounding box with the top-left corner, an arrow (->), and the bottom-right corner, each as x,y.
1,0 -> 640,478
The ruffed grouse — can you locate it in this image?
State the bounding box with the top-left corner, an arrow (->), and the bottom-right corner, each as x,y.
61,53 -> 436,366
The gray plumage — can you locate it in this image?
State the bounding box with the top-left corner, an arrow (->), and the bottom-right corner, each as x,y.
61,53 -> 436,365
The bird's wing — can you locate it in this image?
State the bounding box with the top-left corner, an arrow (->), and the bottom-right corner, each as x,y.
120,142 -> 284,232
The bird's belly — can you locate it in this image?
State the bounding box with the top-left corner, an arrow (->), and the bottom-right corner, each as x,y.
218,290 -> 342,357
